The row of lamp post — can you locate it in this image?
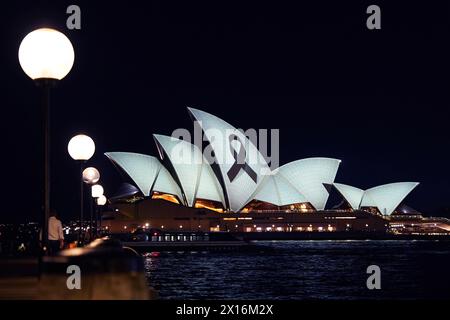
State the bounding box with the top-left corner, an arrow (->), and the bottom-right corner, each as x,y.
18,27 -> 107,251
68,134 -> 107,246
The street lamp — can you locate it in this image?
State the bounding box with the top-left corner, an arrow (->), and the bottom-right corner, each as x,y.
97,195 -> 107,206
96,195 -> 107,235
91,184 -> 104,198
82,167 -> 100,184
83,167 -> 100,239
68,134 -> 95,160
68,134 -> 95,245
18,28 -> 74,252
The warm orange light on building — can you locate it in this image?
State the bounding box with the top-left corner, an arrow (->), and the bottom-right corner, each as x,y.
152,192 -> 180,204
194,200 -> 224,213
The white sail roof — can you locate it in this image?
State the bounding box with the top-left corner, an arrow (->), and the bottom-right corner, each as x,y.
253,174 -> 308,207
153,165 -> 184,203
278,158 -> 341,210
196,161 -> 226,207
359,192 -> 376,207
188,107 -> 270,212
153,134 -> 203,207
360,182 -> 419,215
105,110 -> 420,215
333,183 -> 365,210
104,152 -> 160,196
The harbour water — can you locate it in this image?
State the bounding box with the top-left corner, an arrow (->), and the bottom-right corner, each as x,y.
143,240 -> 450,300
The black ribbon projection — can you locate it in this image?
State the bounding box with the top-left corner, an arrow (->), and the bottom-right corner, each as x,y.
227,134 -> 258,183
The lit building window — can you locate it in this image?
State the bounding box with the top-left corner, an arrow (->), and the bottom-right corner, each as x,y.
276,227 -> 283,232
318,227 -> 323,232
266,227 -> 273,231
256,227 -> 262,232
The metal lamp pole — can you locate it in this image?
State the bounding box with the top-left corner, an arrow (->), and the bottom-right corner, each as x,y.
79,161 -> 85,245
36,78 -> 57,251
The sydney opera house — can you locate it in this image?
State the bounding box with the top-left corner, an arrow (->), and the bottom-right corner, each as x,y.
103,108 -> 450,237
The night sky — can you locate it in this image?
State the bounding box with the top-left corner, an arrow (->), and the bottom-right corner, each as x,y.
0,1 -> 449,222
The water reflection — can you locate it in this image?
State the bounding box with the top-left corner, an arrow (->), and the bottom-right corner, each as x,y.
144,240 -> 450,300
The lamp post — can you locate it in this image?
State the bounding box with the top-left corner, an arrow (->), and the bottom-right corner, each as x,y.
83,167 -> 100,240
68,134 -> 95,245
96,194 -> 107,236
18,28 -> 75,252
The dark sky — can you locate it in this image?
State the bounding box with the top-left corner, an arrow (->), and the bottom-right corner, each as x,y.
0,1 -> 449,222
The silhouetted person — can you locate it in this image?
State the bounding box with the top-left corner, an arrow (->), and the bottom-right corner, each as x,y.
48,210 -> 64,255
